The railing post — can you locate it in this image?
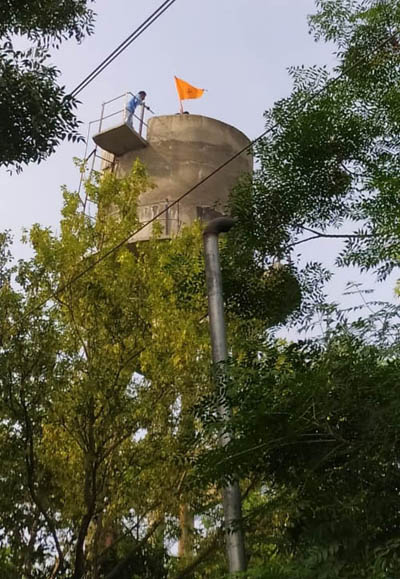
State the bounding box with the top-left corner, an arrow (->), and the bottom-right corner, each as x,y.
139,104 -> 145,136
89,101 -> 106,177
98,102 -> 106,133
124,92 -> 128,123
165,199 -> 169,236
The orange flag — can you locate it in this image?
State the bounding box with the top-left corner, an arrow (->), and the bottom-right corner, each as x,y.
174,76 -> 205,101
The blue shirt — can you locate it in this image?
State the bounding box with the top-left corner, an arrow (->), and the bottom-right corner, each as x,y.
127,94 -> 145,113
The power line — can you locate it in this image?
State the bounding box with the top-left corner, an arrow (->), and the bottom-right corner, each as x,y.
10,31 -> 397,329
71,0 -> 177,98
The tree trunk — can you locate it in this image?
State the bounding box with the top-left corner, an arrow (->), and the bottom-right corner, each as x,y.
178,503 -> 194,560
23,515 -> 38,578
73,401 -> 97,579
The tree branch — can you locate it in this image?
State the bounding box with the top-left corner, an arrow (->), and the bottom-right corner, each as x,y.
20,390 -> 65,574
300,225 -> 373,239
289,226 -> 375,248
104,519 -> 163,579
174,529 -> 223,579
73,399 -> 97,579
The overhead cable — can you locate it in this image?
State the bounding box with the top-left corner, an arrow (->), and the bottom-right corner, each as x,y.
71,0 -> 177,98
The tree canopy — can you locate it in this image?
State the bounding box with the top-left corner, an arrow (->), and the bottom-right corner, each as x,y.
231,0 -> 400,281
0,0 -> 95,171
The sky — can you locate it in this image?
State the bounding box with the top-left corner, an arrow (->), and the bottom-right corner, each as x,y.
0,0 -> 397,312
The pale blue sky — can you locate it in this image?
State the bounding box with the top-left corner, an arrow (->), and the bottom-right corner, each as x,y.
0,0 -> 396,309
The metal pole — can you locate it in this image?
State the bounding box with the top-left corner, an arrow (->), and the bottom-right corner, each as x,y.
90,102 -> 106,176
124,91 -> 128,123
139,104 -> 145,136
203,217 -> 246,574
165,199 -> 169,236
98,102 -> 106,134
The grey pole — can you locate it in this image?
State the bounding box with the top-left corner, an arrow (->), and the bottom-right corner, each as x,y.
203,217 -> 247,574
139,103 -> 145,136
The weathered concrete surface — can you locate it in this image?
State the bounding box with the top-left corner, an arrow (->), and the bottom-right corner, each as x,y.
115,114 -> 253,241
93,123 -> 147,156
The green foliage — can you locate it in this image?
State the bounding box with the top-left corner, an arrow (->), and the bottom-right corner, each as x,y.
222,257 -> 302,324
148,217 -> 302,327
0,1 -> 95,170
0,0 -> 94,41
196,327 -> 400,578
0,162 -> 229,577
220,3 -> 400,574
100,536 -> 168,579
230,0 -> 400,280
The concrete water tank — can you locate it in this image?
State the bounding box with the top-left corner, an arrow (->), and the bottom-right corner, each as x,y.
98,114 -> 253,241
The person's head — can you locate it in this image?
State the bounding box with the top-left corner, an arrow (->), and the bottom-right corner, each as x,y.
138,91 -> 147,100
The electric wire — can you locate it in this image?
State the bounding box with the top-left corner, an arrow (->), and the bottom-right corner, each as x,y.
9,31 -> 398,332
71,0 -> 177,98
72,0 -> 174,193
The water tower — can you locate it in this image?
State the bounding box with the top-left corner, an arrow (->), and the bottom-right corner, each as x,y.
92,97 -> 253,241
92,99 -> 255,571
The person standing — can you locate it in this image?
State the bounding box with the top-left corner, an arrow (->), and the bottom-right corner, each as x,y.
126,91 -> 147,126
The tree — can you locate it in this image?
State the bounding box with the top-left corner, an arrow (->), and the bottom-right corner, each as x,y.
0,1 -> 95,171
230,0 -> 400,282
190,1 -> 400,576
202,324 -> 400,576
0,154 -> 304,577
0,161 -> 235,578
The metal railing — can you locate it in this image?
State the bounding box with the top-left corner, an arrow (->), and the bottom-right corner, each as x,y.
135,201 -> 182,239
94,91 -> 153,137
81,91 -> 154,180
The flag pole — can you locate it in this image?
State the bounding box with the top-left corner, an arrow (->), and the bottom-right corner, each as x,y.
179,99 -> 183,114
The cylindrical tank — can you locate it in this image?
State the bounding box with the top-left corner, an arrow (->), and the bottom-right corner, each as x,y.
115,114 -> 253,241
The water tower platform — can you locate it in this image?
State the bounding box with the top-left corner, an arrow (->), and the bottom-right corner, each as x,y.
93,123 -> 147,156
